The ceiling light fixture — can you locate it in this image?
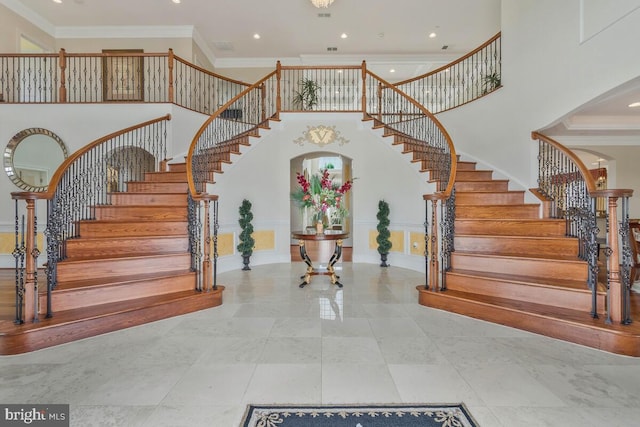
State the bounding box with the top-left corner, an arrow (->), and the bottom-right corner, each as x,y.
341,33 -> 348,39
253,33 -> 261,39
429,32 -> 437,38
172,0 -> 180,3
53,0 -> 62,3
629,102 -> 640,108
310,0 -> 335,8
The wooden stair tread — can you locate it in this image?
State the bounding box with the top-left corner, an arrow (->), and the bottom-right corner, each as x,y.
452,250 -> 586,262
448,268 -> 601,292
456,218 -> 564,223
1,289 -> 222,335
456,203 -> 539,207
48,269 -> 195,292
68,234 -> 187,242
57,251 -> 188,263
456,190 -> 524,194
455,233 -> 577,241
428,289 -> 640,333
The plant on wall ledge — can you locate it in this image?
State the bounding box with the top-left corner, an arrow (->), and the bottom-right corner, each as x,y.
293,78 -> 321,110
482,72 -> 501,94
376,200 -> 392,267
237,199 -> 255,271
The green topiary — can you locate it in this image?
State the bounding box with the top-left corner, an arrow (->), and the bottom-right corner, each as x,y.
237,199 -> 255,270
376,200 -> 392,267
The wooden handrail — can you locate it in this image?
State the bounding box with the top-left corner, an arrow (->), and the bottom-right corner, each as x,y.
531,131 -> 597,193
393,32 -> 502,87
173,55 -> 252,88
44,114 -> 172,199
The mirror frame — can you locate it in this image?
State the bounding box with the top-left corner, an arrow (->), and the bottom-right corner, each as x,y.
4,128 -> 69,192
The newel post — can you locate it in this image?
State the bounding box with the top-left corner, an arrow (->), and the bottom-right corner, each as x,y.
592,189 -> 634,324
58,48 -> 67,103
361,60 -> 367,119
424,193 -> 445,291
275,61 -> 282,119
168,48 -> 174,104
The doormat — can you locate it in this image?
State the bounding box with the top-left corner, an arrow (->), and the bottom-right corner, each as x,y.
240,403 -> 479,426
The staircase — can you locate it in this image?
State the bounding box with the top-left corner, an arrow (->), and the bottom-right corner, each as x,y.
415,159 -> 640,356
0,162 -> 223,355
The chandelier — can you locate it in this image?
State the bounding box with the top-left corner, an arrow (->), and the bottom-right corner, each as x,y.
310,0 -> 335,8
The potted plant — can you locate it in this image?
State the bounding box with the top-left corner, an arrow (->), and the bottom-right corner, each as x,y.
482,72 -> 501,94
376,200 -> 392,267
293,78 -> 321,110
237,199 -> 255,271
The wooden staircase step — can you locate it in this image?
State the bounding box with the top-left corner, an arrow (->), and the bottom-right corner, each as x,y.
144,171 -> 187,182
109,193 -> 188,206
456,204 -> 540,219
167,162 -> 186,172
454,234 -> 579,257
41,270 -> 196,313
445,269 -> 604,313
93,205 -> 188,221
56,252 -> 191,281
456,161 -> 477,171
126,181 -> 188,193
456,191 -> 525,205
450,251 -> 588,281
77,220 -> 187,238
1,288 -> 224,355
455,218 -> 566,236
455,180 -> 509,191
456,170 -> 493,181
416,288 -> 640,356
65,235 -> 189,258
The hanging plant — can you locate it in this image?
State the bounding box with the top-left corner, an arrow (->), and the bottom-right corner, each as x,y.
376,200 -> 392,267
236,199 -> 255,271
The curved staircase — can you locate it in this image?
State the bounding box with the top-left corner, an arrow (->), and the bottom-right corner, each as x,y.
0,162 -> 223,355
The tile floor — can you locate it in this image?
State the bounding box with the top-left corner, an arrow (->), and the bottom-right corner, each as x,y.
1,262 -> 640,426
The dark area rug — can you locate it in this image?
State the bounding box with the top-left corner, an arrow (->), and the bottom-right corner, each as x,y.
240,403 -> 479,426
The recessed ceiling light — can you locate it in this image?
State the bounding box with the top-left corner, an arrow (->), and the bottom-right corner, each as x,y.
53,0 -> 62,3
390,69 -> 395,73
341,33 -> 348,39
172,0 -> 180,3
629,102 -> 640,108
429,32 -> 437,38
253,33 -> 261,39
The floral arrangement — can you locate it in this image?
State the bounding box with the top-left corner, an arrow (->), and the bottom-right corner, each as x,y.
292,169 -> 354,226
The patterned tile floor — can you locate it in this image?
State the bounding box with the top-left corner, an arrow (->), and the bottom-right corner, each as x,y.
1,263 -> 640,426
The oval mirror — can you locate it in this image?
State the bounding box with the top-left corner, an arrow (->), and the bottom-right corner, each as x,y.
4,128 -> 68,192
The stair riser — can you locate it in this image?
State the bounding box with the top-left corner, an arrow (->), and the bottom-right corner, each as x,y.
168,163 -> 187,172
56,254 -> 191,281
445,273 -> 604,313
65,237 -> 189,258
77,221 -> 188,238
456,170 -> 493,181
450,253 -> 588,280
456,205 -> 540,219
456,162 -> 477,171
109,193 -> 187,206
455,219 -> 566,237
126,182 -> 188,193
454,236 -> 579,257
416,289 -> 639,356
93,206 -> 188,221
40,273 -> 196,313
144,172 -> 187,182
455,181 -> 509,191
456,192 -> 524,205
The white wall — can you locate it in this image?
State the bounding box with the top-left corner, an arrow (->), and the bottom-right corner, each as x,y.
438,0 -> 640,195
212,113 -> 435,273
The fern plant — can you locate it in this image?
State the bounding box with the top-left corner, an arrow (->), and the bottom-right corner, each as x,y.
376,200 -> 392,267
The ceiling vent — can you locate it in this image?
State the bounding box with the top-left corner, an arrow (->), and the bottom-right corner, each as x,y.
327,47 -> 338,52
317,13 -> 331,18
213,41 -> 234,51
441,45 -> 449,50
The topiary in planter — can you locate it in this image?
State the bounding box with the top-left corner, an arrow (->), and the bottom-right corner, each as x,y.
237,199 -> 255,271
376,200 -> 392,267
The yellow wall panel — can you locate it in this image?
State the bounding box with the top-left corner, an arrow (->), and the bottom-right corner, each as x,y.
409,231 -> 427,256
0,233 -> 44,254
254,230 -> 275,251
216,233 -> 234,256
368,230 -> 403,253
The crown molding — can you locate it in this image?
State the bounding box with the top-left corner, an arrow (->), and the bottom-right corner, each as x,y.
54,25 -> 195,39
0,0 -> 56,36
563,115 -> 640,131
191,27 -> 217,66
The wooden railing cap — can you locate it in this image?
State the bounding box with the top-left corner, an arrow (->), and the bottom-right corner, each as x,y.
590,189 -> 634,198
